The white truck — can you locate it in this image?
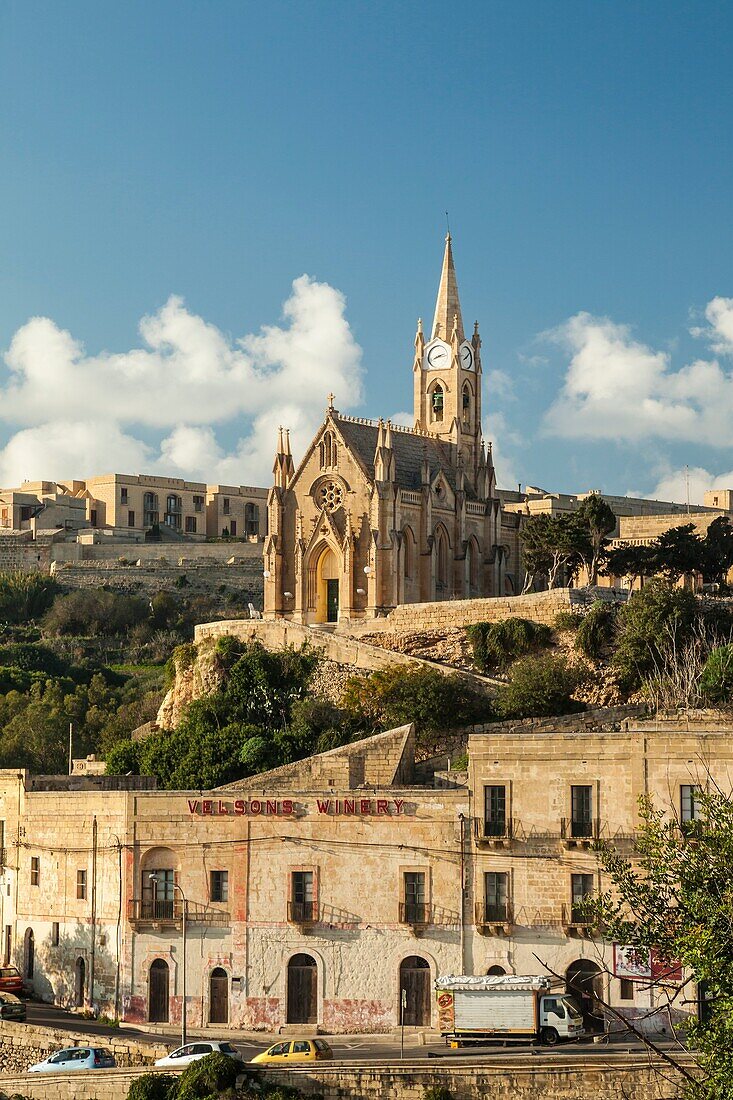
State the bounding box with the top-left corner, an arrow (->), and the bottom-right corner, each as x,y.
435,974 -> 585,1046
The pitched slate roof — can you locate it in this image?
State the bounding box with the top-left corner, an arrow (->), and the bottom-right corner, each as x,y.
336,416 -> 476,498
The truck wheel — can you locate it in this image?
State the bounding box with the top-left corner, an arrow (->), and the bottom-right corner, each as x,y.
541,1027 -> 559,1046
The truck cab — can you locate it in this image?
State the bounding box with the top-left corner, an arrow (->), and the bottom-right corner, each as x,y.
539,994 -> 585,1044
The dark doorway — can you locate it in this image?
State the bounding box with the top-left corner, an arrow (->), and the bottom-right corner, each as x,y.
566,959 -> 604,1032
400,956 -> 431,1027
326,579 -> 339,623
149,959 -> 170,1023
287,953 -> 317,1024
209,967 -> 229,1024
698,981 -> 713,1025
75,957 -> 86,1007
25,929 -> 34,979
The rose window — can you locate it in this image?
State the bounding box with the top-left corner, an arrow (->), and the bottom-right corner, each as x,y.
319,482 -> 343,511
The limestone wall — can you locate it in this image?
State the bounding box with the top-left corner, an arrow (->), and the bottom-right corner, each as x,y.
0,533 -> 54,572
358,589 -> 575,634
0,1020 -> 166,1076
51,558 -> 264,608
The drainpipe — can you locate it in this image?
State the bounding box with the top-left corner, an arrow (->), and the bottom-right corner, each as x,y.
89,816 -> 97,1010
458,813 -> 466,974
111,835 -> 122,1020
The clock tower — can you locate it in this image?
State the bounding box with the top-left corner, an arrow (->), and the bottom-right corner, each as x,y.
413,233 -> 484,484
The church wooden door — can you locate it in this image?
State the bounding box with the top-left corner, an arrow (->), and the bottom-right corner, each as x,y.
326,580 -> 339,623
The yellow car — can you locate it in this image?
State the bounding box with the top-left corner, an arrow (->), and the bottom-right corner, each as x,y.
251,1038 -> 334,1064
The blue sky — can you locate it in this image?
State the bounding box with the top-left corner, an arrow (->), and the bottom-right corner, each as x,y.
2,0 -> 733,501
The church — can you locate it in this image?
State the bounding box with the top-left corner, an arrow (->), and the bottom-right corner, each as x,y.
263,235 -> 506,624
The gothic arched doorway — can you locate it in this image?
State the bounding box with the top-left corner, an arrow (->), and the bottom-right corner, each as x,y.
399,956 -> 431,1027
315,546 -> 340,624
75,957 -> 86,1007
287,953 -> 317,1024
209,967 -> 229,1024
149,959 -> 170,1023
566,959 -> 604,1032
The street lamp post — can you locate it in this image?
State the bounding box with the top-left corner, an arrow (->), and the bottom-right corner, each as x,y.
149,874 -> 188,1046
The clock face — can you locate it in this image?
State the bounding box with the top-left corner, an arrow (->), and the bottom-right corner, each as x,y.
425,340 -> 450,370
460,342 -> 475,370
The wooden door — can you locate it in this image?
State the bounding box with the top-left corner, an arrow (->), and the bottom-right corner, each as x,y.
209,968 -> 229,1024
149,960 -> 169,1023
400,956 -> 431,1026
287,954 -> 317,1024
326,580 -> 339,623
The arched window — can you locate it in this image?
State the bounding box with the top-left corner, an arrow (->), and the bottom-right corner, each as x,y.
487,965 -> 506,977
164,495 -> 182,529
141,847 -> 180,920
402,527 -> 415,580
435,528 -> 449,595
462,382 -> 472,422
431,384 -> 444,422
320,432 -> 338,469
143,492 -> 159,528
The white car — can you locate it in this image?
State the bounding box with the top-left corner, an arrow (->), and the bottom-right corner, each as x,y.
155,1040 -> 243,1068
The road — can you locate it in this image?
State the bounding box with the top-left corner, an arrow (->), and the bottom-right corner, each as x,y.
23,1002 -> 675,1064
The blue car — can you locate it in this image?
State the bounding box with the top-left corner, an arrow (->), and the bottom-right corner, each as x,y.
29,1047 -> 116,1072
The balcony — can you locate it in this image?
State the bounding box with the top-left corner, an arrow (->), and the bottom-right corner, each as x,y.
561,903 -> 597,938
473,817 -> 514,849
399,902 -> 430,933
475,901 -> 513,936
127,898 -> 230,931
561,817 -> 600,849
287,900 -> 318,928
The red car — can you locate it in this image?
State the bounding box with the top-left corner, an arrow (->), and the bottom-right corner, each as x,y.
0,967 -> 24,996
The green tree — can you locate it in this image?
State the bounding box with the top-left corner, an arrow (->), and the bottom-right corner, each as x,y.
495,654 -> 586,719
699,516 -> 733,587
466,618 -> 552,672
700,645 -> 733,704
651,523 -> 703,583
612,579 -> 698,691
576,495 -> 617,584
603,542 -> 655,588
575,602 -> 616,661
587,792 -> 733,1099
520,513 -> 588,590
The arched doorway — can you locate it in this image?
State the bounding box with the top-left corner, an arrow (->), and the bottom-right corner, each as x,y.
434,527 -> 450,600
24,929 -> 34,979
399,956 -> 431,1027
75,957 -> 86,1007
209,967 -> 229,1025
487,965 -> 506,977
316,547 -> 340,624
287,954 -> 317,1024
566,959 -> 604,1032
149,959 -> 170,1023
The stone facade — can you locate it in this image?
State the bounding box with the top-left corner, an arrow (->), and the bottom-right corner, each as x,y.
0,709 -> 725,1038
264,235 -> 504,624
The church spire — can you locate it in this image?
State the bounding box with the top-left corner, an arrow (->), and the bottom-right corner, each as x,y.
431,233 -> 464,344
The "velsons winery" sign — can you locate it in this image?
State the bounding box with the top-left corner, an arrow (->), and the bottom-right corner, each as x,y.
186,797 -> 407,817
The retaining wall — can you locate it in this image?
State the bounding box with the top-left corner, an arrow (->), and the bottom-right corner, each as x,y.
0,1020 -> 166,1077
51,559 -> 264,608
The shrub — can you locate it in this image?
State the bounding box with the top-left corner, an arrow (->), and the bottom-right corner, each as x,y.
0,571 -> 59,623
424,1088 -> 453,1100
126,1072 -> 178,1100
575,602 -> 616,660
612,580 -> 698,691
495,654 -> 586,719
700,645 -> 733,705
553,610 -> 583,632
44,590 -> 149,637
466,618 -> 552,672
105,739 -> 142,775
177,1051 -> 240,1099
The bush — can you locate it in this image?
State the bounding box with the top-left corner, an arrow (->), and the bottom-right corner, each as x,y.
553,610 -> 583,632
466,618 -> 552,672
700,645 -> 733,705
0,571 -> 59,623
575,602 -> 616,660
612,580 -> 698,691
177,1052 -> 240,1099
44,590 -> 149,637
424,1088 -> 453,1100
126,1072 -> 178,1100
105,739 -> 142,775
495,654 -> 586,719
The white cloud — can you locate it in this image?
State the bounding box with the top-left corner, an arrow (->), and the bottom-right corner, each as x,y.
542,302 -> 733,446
648,465 -> 733,507
0,276 -> 363,486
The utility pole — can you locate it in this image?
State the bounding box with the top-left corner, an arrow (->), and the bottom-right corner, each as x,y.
68,723 -> 73,776
686,465 -> 691,515
89,816 -> 97,1011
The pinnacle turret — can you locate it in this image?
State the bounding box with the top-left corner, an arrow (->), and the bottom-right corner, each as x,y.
431,233 -> 464,344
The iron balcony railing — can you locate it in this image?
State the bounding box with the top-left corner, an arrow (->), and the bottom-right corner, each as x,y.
561,817 -> 601,843
399,902 -> 430,927
561,902 -> 597,935
475,901 -> 514,928
127,898 -> 230,927
474,816 -> 514,843
288,900 -> 318,924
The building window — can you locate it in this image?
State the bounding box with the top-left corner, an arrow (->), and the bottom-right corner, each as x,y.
681,785 -> 701,823
51,922 -> 60,947
90,509 -> 97,526
320,431 -> 337,469
484,872 -> 509,922
193,495 -> 204,513
619,978 -> 635,1001
571,785 -> 593,838
164,495 -> 182,529
145,869 -> 176,919
3,926 -> 10,966
290,871 -> 315,922
245,503 -> 260,536
223,498 -> 230,515
128,510 -> 135,527
30,857 -> 39,887
185,516 -> 197,534
431,384 -> 444,422
76,869 -> 87,900
462,382 -> 471,421
402,871 -> 426,924
121,487 -> 128,504
1,508 -> 8,527
143,492 -> 159,528
483,785 -> 507,837
571,873 -> 594,923
210,870 -> 228,903
230,520 -> 237,536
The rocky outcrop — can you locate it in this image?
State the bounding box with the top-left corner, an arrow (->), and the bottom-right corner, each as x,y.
156,638 -> 225,730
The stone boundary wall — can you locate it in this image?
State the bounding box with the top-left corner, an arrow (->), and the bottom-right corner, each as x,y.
194,618 -> 500,687
0,533 -> 54,573
0,1020 -> 167,1077
51,559 -> 264,607
0,1066 -> 177,1100
51,540 -> 264,564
